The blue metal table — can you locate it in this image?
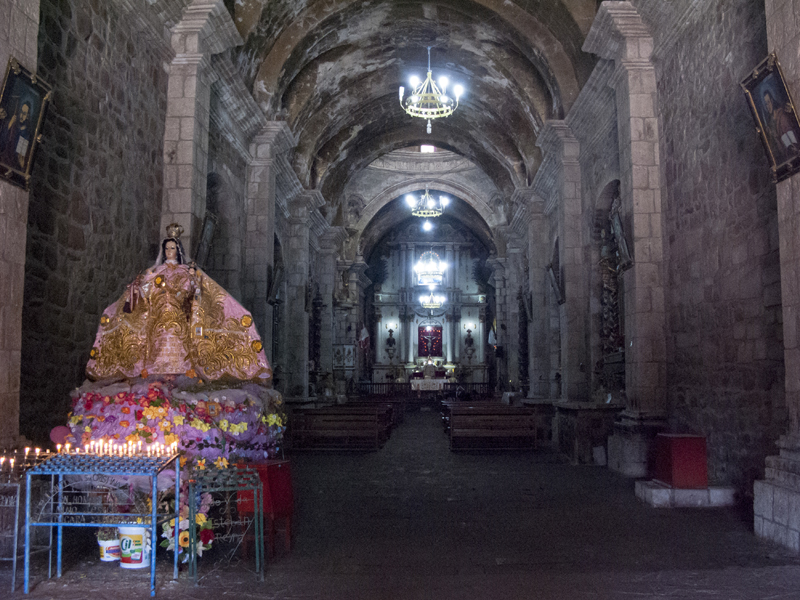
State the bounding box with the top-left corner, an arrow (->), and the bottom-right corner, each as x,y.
24,453 -> 180,596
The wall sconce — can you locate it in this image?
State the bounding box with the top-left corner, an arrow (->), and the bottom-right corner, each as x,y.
463,322 -> 477,331
385,321 -> 399,330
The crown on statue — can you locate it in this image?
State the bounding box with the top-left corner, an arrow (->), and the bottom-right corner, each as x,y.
166,223 -> 184,239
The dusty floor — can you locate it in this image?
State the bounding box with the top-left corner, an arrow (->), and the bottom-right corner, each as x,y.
5,407 -> 800,599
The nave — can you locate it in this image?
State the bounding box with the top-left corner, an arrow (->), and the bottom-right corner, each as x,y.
12,408 -> 800,599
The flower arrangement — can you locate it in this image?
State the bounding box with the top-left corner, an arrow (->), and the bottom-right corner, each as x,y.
65,377 -> 285,467
159,483 -> 215,562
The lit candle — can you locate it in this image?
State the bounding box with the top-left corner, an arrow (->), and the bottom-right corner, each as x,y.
56,444 -> 62,453
35,447 -> 41,457
64,443 -> 71,453
9,458 -> 14,470
24,447 -> 30,458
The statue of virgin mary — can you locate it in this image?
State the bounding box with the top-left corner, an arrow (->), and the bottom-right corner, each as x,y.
86,223 -> 271,383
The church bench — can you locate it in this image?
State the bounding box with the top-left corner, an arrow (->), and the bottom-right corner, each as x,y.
449,406 -> 538,451
289,406 -> 392,451
346,399 -> 405,426
440,400 -> 505,434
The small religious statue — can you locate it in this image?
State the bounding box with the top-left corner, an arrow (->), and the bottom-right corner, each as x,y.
385,328 -> 396,363
463,329 -> 476,363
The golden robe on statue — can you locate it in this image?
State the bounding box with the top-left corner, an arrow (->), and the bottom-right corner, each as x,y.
86,226 -> 271,383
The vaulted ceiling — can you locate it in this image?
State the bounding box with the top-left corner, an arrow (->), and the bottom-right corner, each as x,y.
228,0 -> 598,209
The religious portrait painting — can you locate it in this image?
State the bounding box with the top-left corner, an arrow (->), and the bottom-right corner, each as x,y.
0,57 -> 52,190
741,52 -> 800,182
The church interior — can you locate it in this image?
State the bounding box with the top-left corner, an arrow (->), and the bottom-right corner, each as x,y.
4,0 -> 800,589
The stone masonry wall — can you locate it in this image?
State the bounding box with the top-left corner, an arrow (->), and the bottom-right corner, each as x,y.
0,0 -> 40,447
205,122 -> 247,302
20,0 -> 168,443
656,1 -> 784,493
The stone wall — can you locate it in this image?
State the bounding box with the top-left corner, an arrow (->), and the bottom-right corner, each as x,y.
20,0 -> 168,443
205,123 -> 247,302
0,0 -> 40,447
655,1 -> 784,491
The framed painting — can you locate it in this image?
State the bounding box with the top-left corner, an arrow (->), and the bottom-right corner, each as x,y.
0,57 -> 52,190
741,52 -> 800,182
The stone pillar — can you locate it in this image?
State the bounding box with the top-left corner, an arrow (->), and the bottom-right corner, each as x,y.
537,122 -> 589,401
487,255 -> 508,391
319,228 -> 346,374
244,122 -> 295,356
284,193 -> 314,398
584,2 -> 668,476
0,5 -> 39,447
524,196 -> 550,398
162,0 -> 241,251
754,0 -> 800,552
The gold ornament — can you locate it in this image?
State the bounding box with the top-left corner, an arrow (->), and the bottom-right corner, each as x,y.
240,315 -> 253,327
251,340 -> 263,353
166,223 -> 184,239
89,347 -> 98,359
100,315 -> 110,326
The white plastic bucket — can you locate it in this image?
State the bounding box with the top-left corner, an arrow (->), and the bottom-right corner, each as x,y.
118,526 -> 151,569
98,539 -> 120,561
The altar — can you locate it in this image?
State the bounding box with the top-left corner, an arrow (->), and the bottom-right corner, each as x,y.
410,378 -> 448,392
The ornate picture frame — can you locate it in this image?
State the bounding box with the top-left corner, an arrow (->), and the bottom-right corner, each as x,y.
0,57 -> 52,190
741,52 -> 800,182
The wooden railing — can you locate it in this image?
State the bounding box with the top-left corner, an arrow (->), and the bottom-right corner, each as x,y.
355,381 -> 492,398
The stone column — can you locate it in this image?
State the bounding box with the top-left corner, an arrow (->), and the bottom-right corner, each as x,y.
283,193 -> 314,398
487,255 -> 508,391
0,5 -> 39,447
754,0 -> 800,552
524,196 -> 550,398
319,228 -> 346,374
162,0 -> 241,251
537,122 -> 589,401
244,122 -> 295,357
584,2 -> 668,476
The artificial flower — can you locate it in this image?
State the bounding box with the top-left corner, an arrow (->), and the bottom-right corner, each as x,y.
195,513 -> 207,526
214,457 -> 228,469
199,528 -> 215,545
179,530 -> 190,548
197,459 -> 206,470
173,415 -> 185,425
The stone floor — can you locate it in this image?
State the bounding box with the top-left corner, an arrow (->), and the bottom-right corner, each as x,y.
6,407 -> 800,599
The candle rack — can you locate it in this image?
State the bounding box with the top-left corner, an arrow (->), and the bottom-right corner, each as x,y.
0,449 -> 55,593
186,466 -> 264,584
23,452 -> 181,597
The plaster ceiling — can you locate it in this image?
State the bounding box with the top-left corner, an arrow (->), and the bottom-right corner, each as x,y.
226,0 -> 597,253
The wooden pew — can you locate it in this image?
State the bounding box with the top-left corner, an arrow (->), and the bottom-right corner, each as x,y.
440,400 -> 503,434
449,405 -> 538,451
289,406 -> 392,451
346,397 -> 406,427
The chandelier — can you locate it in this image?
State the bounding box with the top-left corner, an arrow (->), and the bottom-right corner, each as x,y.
399,47 -> 463,134
405,185 -> 449,218
420,289 -> 446,309
414,250 -> 446,286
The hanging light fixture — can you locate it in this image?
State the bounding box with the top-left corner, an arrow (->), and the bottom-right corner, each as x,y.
404,185 -> 450,218
420,288 -> 446,309
414,250 -> 446,286
399,47 -> 464,134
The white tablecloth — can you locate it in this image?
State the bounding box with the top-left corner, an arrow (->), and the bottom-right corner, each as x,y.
411,379 -> 448,391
